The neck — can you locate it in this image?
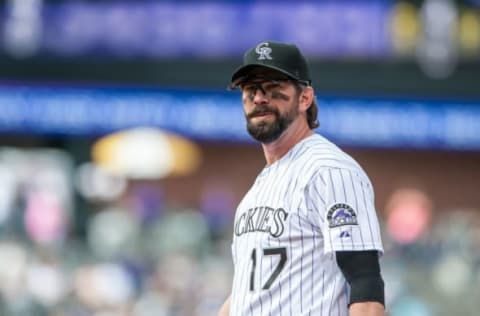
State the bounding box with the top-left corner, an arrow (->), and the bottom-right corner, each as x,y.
261,120 -> 313,165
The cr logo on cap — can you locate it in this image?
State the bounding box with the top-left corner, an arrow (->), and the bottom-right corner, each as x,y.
255,42 -> 273,60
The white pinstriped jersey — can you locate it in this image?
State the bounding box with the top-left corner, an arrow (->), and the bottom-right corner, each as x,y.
230,134 -> 383,316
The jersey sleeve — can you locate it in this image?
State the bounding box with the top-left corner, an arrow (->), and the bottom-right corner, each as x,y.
306,167 -> 383,254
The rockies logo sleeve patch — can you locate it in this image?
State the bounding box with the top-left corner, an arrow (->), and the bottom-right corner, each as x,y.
327,203 -> 358,228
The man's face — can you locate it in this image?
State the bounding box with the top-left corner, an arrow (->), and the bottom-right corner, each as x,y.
240,70 -> 301,143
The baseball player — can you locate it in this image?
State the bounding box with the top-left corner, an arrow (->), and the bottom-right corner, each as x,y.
217,41 -> 385,316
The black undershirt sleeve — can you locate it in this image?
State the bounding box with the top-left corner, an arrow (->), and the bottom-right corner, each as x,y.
335,250 -> 385,307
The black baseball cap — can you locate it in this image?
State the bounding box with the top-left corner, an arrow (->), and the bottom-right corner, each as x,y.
229,41 -> 312,89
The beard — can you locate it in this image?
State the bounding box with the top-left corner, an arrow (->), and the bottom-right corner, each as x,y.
246,103 -> 299,144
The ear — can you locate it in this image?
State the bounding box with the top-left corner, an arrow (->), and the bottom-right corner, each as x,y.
298,86 -> 314,112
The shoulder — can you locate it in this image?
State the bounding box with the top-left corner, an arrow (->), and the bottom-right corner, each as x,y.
293,134 -> 367,177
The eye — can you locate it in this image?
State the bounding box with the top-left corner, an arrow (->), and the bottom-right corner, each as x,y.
270,91 -> 283,98
240,84 -> 255,93
264,83 -> 284,96
263,81 -> 282,90
243,88 -> 256,99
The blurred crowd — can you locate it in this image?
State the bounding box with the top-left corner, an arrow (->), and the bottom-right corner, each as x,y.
0,147 -> 479,316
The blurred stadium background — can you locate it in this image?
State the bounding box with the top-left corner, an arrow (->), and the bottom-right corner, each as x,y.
0,0 -> 479,315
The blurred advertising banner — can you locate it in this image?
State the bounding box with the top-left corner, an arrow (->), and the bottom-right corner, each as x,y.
0,84 -> 480,151
2,0 -> 479,60
0,0 -> 393,58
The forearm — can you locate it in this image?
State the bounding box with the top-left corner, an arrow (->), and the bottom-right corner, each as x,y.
336,250 -> 385,316
217,295 -> 231,316
349,301 -> 385,316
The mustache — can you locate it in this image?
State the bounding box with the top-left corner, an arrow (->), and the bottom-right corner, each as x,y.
247,105 -> 278,119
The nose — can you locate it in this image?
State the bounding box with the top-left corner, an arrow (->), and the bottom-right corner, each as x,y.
252,87 -> 268,104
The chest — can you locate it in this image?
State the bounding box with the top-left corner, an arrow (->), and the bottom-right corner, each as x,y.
232,173 -> 311,246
